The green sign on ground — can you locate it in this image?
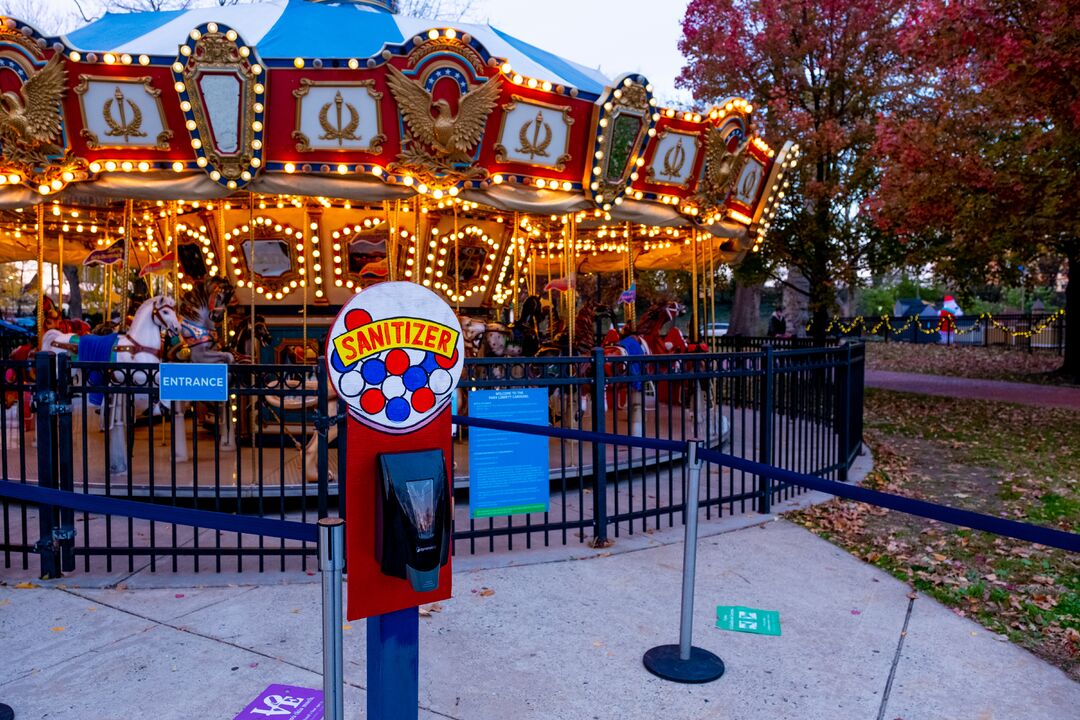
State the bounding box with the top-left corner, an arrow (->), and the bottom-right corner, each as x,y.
716,606 -> 782,636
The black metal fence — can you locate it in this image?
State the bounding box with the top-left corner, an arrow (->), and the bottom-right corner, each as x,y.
1,342 -> 864,576
829,313 -> 1066,354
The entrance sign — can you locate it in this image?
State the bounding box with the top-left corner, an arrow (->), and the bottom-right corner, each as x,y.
233,685 -> 323,720
158,362 -> 228,402
468,388 -> 550,517
327,282 -> 464,435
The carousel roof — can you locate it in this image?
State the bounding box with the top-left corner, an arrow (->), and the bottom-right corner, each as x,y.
64,1 -> 610,97
0,0 -> 799,287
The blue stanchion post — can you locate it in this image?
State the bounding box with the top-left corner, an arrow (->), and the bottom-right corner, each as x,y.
368,607 -> 420,720
319,518 -> 345,720
643,441 -> 725,683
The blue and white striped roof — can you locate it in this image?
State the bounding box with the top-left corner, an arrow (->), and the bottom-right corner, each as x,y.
63,0 -> 610,97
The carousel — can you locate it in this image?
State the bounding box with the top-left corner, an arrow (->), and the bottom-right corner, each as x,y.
0,0 -> 798,495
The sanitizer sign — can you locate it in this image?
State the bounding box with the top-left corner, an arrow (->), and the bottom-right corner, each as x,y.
326,282 -> 464,433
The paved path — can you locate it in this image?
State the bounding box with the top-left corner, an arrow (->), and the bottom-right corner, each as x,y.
2,518 -> 1077,720
866,369 -> 1080,410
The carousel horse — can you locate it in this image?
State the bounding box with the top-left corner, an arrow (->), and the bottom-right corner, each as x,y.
535,302 -> 618,425
222,312 -> 274,363
170,278 -> 241,461
601,299 -> 686,432
39,295 -> 182,473
176,277 -> 236,364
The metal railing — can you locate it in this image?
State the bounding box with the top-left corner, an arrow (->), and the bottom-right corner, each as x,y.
1,343 -> 864,575
830,313 -> 1066,354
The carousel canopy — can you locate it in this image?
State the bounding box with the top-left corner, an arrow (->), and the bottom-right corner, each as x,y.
0,0 -> 799,305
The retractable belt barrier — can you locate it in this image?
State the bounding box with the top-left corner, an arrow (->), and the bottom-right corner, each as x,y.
0,480 -> 318,543
452,415 -> 1080,554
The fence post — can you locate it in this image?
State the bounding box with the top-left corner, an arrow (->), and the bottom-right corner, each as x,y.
319,518 -> 345,720
33,351 -> 61,580
756,346 -> 774,514
590,346 -> 609,548
1059,312 -> 1065,357
54,352 -> 75,572
316,359 -> 330,520
838,344 -> 852,483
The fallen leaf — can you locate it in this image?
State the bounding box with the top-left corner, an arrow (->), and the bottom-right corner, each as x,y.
51,626 -> 64,632
14,582 -> 36,589
851,609 -> 862,616
342,624 -> 352,631
478,587 -> 495,597
174,594 -> 185,599
418,603 -> 443,617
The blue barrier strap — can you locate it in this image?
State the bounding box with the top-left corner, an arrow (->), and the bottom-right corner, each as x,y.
697,447 -> 1079,553
452,414 -> 1078,553
0,480 -> 319,544
452,414 -> 686,453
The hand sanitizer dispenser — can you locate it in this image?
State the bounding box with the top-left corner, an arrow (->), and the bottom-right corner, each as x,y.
376,450 -> 451,592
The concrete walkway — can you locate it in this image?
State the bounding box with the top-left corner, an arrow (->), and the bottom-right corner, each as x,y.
2,518 -> 1077,720
866,369 -> 1080,410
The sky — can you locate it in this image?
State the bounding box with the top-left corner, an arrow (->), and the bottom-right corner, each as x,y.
20,0 -> 694,105
470,0 -> 693,106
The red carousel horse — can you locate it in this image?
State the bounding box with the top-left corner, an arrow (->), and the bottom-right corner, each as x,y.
601,299 -> 687,409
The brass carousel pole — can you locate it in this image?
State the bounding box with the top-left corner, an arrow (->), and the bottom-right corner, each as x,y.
302,201 -> 309,360
512,212 -> 520,320
707,234 -> 716,352
58,228 -> 64,319
35,204 -> 44,339
690,231 -> 699,344
453,201 -> 460,313
171,201 -> 179,304
120,199 -> 133,332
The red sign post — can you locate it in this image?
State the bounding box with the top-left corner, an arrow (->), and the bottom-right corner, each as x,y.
325,282 -> 464,718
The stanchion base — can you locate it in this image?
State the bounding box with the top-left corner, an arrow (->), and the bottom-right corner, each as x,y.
0,702 -> 13,720
643,644 -> 725,684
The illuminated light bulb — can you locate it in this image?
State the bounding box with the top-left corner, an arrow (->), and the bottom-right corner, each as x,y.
445,28 -> 457,39
293,57 -> 304,68
137,161 -> 149,172
196,157 -> 208,167
285,163 -> 296,173
428,29 -> 439,40
348,58 -> 359,69
69,51 -> 81,62
104,161 -> 117,172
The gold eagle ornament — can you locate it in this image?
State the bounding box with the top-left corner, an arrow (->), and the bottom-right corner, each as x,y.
0,54 -> 67,166
385,63 -> 501,165
699,126 -> 747,203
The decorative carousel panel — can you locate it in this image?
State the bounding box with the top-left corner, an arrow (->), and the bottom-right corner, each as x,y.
494,96 -> 573,171
173,23 -> 266,190
585,74 -> 656,211
293,79 -> 385,153
383,38 -> 503,186
329,217 -> 390,291
645,128 -> 699,188
75,76 -> 171,151
224,216 -> 307,300
422,222 -> 501,304
0,26 -> 87,193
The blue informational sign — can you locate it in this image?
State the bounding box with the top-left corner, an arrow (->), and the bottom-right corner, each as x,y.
468,388 -> 550,518
158,363 -> 229,402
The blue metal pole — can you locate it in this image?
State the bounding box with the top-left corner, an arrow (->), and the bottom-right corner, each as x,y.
367,607 -> 420,720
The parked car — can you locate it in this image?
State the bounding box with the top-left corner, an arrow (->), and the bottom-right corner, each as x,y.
703,322 -> 730,337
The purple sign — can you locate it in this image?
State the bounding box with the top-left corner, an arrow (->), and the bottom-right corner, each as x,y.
233,685 -> 324,720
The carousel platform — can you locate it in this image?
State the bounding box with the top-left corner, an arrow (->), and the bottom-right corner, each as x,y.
1,396 -> 729,499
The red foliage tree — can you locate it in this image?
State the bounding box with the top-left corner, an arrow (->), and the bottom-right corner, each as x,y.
679,0 -> 909,335
874,0 -> 1080,376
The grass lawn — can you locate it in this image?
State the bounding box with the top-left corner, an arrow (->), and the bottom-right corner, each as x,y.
789,388 -> 1080,679
865,342 -> 1070,384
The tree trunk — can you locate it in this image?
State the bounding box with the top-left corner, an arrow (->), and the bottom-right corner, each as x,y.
63,264 -> 82,320
729,281 -> 761,336
783,269 -> 810,337
1062,241 -> 1079,380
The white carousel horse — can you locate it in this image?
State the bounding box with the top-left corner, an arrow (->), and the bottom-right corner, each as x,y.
40,296 -> 182,473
